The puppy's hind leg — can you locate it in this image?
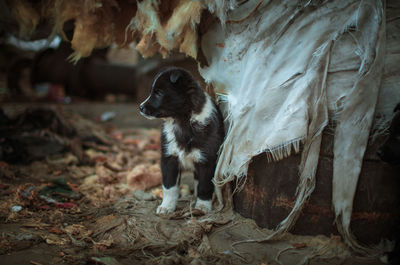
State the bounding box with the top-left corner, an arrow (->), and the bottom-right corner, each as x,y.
194,162 -> 215,213
157,155 -> 180,214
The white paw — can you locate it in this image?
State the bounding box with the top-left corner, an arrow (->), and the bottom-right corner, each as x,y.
195,198 -> 212,213
156,204 -> 176,214
156,185 -> 179,215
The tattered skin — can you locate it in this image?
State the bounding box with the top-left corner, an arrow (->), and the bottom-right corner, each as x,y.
9,0 -> 205,62
133,0 -> 203,59
9,0 -> 40,38
52,0 -> 117,63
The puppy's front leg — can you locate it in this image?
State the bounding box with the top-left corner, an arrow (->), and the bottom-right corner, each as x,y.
194,162 -> 215,213
157,155 -> 180,214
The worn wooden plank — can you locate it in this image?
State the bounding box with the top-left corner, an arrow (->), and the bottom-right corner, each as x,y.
233,133 -> 400,244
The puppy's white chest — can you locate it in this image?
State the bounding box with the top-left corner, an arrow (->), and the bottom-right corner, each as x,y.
163,121 -> 204,170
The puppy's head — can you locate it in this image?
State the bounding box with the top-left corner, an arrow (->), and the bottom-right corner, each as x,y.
377,103 -> 400,165
139,67 -> 201,119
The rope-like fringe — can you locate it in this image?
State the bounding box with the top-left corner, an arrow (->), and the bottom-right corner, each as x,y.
370,114 -> 391,144
213,137 -> 305,208
265,137 -> 304,163
335,217 -> 382,256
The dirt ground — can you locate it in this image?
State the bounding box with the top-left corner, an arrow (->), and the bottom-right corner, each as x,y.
0,102 -> 388,265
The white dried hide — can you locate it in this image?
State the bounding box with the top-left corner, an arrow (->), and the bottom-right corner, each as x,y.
202,0 -> 239,24
200,0 -> 397,255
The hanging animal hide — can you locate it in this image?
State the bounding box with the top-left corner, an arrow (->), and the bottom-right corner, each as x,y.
199,0 -> 398,255
6,0 -> 239,61
131,0 -> 204,59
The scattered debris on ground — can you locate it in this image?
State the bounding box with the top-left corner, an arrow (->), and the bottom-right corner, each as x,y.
0,107 -> 387,265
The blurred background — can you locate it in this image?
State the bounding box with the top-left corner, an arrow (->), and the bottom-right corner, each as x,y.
0,32 -> 205,129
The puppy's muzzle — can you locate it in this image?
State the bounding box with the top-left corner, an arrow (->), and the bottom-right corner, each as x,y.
139,103 -> 156,120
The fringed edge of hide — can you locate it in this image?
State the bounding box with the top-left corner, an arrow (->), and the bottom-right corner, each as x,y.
213,133 -> 306,209
369,115 -> 392,144
265,137 -> 303,163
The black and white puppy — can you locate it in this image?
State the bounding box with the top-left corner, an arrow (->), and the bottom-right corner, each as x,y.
139,67 -> 225,214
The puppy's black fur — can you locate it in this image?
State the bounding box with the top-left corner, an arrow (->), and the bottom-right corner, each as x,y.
140,67 -> 224,211
377,103 -> 400,165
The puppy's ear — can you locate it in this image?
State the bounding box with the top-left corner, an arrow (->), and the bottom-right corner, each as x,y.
170,70 -> 181,84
